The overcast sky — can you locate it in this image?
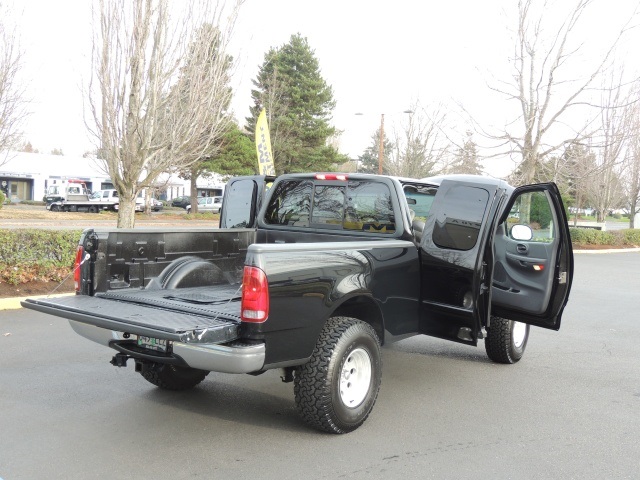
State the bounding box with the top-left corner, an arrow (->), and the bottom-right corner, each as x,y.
11,0 -> 640,177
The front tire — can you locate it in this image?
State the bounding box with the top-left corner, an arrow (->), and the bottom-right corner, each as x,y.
485,316 -> 530,364
294,317 -> 382,434
140,363 -> 208,390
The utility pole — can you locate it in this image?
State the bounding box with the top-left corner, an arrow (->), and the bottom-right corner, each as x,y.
355,109 -> 411,175
378,114 -> 385,175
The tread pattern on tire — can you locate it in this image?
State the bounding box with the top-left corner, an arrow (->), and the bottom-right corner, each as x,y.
485,316 -> 527,364
294,316 -> 381,434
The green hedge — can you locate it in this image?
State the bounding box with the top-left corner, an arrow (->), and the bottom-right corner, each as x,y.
0,229 -> 83,285
569,227 -> 640,246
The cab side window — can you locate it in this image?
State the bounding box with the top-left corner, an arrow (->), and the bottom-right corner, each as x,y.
432,185 -> 489,251
507,191 -> 555,242
223,179 -> 258,228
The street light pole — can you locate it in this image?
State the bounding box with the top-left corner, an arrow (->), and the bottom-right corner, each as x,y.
378,114 -> 385,175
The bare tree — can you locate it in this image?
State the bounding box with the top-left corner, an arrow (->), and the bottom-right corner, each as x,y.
622,81 -> 640,228
490,0 -> 635,186
547,142 -> 599,226
386,103 -> 450,178
87,0 -> 243,227
0,5 -> 28,166
624,140 -> 640,228
587,71 -> 630,222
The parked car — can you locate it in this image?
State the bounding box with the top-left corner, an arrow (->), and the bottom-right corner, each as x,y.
171,196 -> 191,209
151,198 -> 163,212
186,196 -> 222,214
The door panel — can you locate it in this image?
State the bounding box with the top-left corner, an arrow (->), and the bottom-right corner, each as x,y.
493,223 -> 555,315
490,184 -> 573,330
418,180 -> 501,345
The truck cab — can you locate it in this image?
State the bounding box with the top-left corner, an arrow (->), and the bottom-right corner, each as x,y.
45,180 -> 90,205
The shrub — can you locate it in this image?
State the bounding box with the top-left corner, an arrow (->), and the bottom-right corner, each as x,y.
569,227 -> 640,247
0,190 -> 5,209
0,229 -> 83,285
622,229 -> 640,245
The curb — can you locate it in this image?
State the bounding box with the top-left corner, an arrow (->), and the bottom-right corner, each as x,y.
573,247 -> 640,254
0,292 -> 74,311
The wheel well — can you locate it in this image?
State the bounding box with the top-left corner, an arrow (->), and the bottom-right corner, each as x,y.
331,295 -> 385,345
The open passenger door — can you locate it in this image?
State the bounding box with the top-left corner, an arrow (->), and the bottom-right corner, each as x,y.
490,183 -> 574,330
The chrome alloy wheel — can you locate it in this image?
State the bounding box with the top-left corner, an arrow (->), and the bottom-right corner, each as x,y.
339,348 -> 372,408
512,321 -> 527,348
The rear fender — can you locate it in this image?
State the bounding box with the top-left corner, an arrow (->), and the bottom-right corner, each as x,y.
330,294 -> 385,345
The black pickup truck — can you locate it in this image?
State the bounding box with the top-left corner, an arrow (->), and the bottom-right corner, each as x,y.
23,173 -> 574,433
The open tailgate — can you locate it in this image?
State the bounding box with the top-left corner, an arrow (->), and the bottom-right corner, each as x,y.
21,286 -> 242,345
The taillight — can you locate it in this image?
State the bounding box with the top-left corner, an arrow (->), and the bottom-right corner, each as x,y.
241,266 -> 269,323
74,246 -> 85,292
315,173 -> 348,181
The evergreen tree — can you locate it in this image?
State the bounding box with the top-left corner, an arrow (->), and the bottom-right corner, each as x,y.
357,128 -> 394,174
208,124 -> 257,177
247,33 -> 347,173
450,132 -> 482,175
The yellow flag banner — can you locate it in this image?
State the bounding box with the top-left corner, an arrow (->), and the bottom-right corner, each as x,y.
255,108 -> 276,176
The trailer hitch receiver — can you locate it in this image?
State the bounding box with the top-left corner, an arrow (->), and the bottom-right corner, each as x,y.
110,353 -> 130,367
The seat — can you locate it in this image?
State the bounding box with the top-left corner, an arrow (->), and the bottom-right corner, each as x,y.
412,220 -> 425,243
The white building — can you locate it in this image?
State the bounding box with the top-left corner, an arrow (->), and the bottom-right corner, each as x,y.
0,151 -> 225,202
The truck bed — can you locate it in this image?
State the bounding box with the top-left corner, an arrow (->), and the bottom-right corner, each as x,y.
22,284 -> 242,344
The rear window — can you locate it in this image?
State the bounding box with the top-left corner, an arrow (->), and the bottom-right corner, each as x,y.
264,180 -> 395,234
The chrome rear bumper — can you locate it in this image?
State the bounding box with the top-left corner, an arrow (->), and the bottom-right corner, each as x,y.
69,320 -> 265,374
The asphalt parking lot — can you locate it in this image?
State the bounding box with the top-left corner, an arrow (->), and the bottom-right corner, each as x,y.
1,251 -> 639,479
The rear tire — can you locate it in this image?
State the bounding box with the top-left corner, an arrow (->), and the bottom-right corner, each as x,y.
88,205 -> 98,213
294,317 -> 382,434
140,363 -> 208,390
485,316 -> 529,364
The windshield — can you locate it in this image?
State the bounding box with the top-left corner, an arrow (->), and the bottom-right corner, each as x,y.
47,186 -> 60,195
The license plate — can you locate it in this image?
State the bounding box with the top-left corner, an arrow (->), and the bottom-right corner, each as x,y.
137,336 -> 168,353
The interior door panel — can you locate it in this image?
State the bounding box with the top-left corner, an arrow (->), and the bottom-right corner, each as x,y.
492,226 -> 555,315
489,184 -> 574,330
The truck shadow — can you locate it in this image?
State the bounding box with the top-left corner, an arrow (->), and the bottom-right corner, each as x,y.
139,370 -> 312,434
386,336 -> 490,363
136,340 -> 491,435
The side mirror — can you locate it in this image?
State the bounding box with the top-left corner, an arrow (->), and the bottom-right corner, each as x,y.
510,224 -> 533,241
406,198 -> 417,205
